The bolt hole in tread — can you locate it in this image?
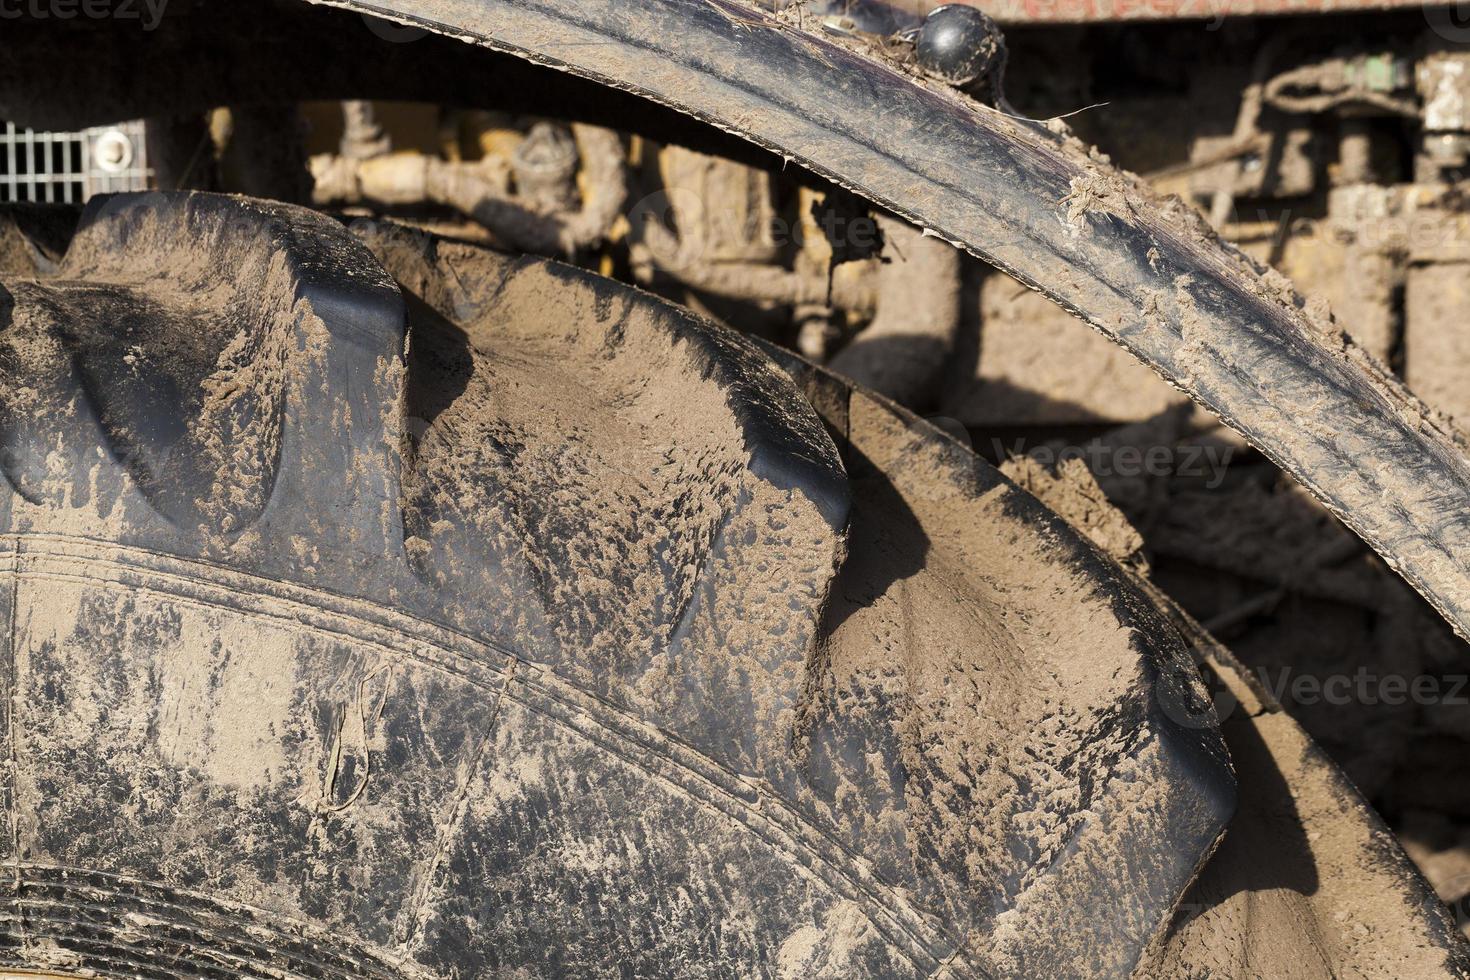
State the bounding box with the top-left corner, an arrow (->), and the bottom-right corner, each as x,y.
0,193 -> 1453,978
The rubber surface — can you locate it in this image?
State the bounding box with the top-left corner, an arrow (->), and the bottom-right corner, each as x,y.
0,192 -> 1245,978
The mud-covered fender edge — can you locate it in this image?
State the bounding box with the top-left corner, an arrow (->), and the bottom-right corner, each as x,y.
313,0 -> 1470,639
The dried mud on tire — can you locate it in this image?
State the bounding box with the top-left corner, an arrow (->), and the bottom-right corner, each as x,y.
0,194 -> 1460,979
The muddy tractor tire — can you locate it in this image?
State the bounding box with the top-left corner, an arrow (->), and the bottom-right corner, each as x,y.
0,191 -> 1461,979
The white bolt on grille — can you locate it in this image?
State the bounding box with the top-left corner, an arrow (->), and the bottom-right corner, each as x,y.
0,119 -> 152,204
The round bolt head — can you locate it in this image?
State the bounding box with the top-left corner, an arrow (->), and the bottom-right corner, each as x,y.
916,4 -> 1002,88
92,129 -> 134,173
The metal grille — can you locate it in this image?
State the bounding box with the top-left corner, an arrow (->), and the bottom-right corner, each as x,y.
0,120 -> 151,204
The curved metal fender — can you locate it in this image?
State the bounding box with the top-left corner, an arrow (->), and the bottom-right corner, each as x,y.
321,0 -> 1470,638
